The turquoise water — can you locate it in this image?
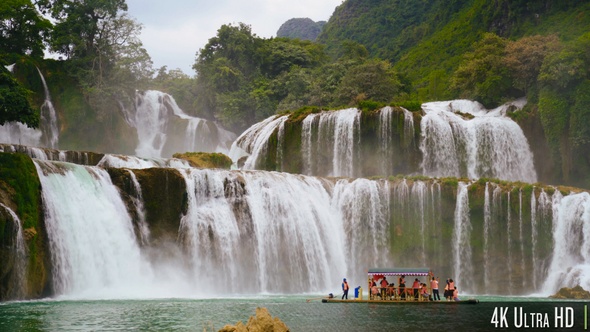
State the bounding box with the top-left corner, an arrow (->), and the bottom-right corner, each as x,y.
1,296 -> 588,331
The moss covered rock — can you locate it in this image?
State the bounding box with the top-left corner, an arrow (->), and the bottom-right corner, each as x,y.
550,285 -> 590,299
107,167 -> 187,245
173,152 -> 232,169
0,152 -> 48,300
218,307 -> 289,332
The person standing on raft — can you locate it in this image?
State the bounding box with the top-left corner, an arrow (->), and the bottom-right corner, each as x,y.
342,278 -> 350,300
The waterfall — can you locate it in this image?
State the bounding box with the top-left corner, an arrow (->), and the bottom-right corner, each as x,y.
301,113 -> 318,175
300,108 -> 361,177
483,182 -> 491,291
323,108 -> 360,177
6,155 -> 590,298
127,170 -> 150,245
533,189 -> 552,291
36,68 -> 59,149
507,190 -> 513,293
0,67 -> 58,148
332,178 -> 391,278
452,182 -> 473,293
379,107 -> 394,176
402,108 -> 415,147
33,160 -> 182,299
0,203 -> 27,298
518,189 -> 525,288
229,115 -> 289,170
132,90 -> 235,158
411,181 -> 428,265
177,168 -> 346,294
542,191 -> 590,294
420,99 -> 537,183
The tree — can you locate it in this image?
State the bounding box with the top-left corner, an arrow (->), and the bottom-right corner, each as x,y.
450,33 -> 513,107
0,0 -> 51,58
504,34 -> 561,97
193,23 -> 263,132
335,59 -> 401,106
0,64 -> 39,127
36,0 -> 127,60
35,1 -> 152,119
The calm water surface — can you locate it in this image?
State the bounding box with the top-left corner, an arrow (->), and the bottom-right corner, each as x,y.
1,296 -> 587,331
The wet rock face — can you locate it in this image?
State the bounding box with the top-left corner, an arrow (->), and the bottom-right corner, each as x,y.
550,285 -> 590,299
107,167 -> 187,244
218,307 -> 290,332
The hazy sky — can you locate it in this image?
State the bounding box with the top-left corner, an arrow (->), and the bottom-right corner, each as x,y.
125,0 -> 343,75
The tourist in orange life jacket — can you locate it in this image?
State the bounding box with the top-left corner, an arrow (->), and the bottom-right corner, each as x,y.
447,279 -> 455,300
412,278 -> 420,299
431,276 -> 440,301
342,278 -> 349,300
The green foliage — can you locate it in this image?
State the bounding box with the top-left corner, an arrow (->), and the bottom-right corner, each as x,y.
570,80 -> 590,147
0,152 -> 40,229
0,63 -> 39,127
334,59 -> 401,106
538,88 -> 569,158
357,100 -> 384,112
38,0 -> 127,59
393,100 -> 422,112
0,0 -> 52,58
450,33 -> 513,108
194,23 -> 406,132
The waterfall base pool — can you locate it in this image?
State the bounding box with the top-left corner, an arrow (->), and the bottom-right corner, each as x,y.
0,296 -> 586,331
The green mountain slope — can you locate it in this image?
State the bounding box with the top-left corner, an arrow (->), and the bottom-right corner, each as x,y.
318,0 -> 590,98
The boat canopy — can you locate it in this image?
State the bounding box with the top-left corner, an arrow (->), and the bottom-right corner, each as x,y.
368,268 -> 431,277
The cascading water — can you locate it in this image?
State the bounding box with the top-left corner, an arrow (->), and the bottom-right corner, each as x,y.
130,90 -> 236,158
36,68 -> 59,149
483,183 -> 491,291
452,182 -> 473,293
379,107 -> 394,176
4,154 -> 588,299
420,99 -> 537,183
229,115 -> 289,170
33,160 -> 194,299
127,170 -> 150,246
332,178 -> 392,277
506,190 -> 513,293
0,203 -> 27,298
542,191 -> 590,294
0,68 -> 58,148
177,168 -> 347,294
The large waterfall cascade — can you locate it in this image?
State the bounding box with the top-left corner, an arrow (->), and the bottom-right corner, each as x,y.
8,151 -> 588,299
231,99 -> 536,183
0,70 -> 585,301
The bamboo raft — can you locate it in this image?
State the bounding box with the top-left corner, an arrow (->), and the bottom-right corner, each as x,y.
320,267 -> 479,304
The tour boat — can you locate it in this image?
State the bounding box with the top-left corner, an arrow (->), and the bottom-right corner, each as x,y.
320,267 -> 479,304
